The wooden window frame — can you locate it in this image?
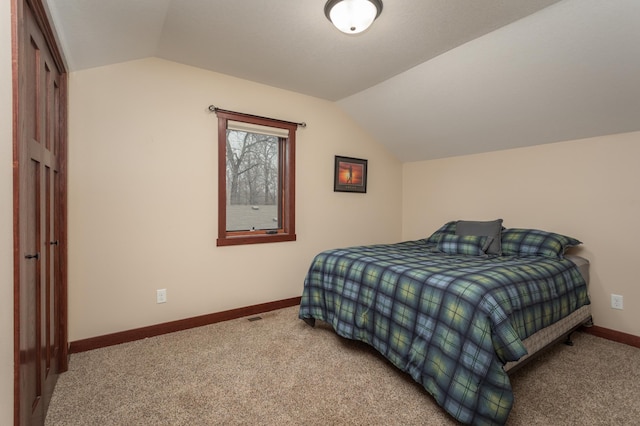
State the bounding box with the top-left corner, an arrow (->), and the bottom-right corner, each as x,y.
216,109 -> 296,246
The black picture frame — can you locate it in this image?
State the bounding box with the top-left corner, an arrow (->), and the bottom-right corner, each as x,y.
334,156 -> 368,193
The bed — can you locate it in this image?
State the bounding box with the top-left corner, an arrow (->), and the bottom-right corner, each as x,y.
298,220 -> 591,425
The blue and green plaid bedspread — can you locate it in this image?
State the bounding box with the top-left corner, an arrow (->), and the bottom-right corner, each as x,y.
298,239 -> 590,425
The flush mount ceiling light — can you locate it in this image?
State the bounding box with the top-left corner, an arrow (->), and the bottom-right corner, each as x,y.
324,0 -> 383,35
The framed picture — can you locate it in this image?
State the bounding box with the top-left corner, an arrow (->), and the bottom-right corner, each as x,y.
334,156 -> 368,193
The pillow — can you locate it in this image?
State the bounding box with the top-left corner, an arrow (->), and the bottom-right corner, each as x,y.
501,228 -> 582,258
424,221 -> 457,245
437,234 -> 493,256
455,219 -> 503,255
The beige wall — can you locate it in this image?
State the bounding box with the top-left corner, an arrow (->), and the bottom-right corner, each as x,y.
403,131 -> 640,337
68,58 -> 402,341
1,1 -> 14,423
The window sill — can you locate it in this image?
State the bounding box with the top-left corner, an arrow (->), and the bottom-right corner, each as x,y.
216,233 -> 296,247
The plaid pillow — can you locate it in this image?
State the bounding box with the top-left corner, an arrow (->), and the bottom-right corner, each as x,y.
437,234 -> 492,256
501,228 -> 582,258
425,221 -> 457,245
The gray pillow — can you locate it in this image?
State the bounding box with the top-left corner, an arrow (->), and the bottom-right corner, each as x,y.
456,219 -> 503,255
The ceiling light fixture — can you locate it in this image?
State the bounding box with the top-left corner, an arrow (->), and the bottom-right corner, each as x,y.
324,0 -> 383,35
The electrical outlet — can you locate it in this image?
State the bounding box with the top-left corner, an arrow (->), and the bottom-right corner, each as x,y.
156,289 -> 167,304
611,294 -> 623,310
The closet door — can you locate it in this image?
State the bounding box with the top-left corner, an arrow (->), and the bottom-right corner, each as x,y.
14,0 -> 68,424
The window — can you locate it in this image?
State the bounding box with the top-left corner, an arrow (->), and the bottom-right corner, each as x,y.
216,109 -> 297,246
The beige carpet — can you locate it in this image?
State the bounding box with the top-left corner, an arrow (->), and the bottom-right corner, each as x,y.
45,306 -> 640,425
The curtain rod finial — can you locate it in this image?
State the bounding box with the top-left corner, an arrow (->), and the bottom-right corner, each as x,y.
208,105 -> 216,112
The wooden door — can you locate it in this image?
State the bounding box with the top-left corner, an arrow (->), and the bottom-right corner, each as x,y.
13,0 -> 68,424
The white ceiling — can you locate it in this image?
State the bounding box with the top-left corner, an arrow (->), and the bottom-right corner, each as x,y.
44,0 -> 640,161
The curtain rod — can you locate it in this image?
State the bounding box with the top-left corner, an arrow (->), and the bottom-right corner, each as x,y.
208,105 -> 306,128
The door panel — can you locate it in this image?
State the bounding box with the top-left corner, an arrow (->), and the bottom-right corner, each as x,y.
20,159 -> 41,423
14,0 -> 68,424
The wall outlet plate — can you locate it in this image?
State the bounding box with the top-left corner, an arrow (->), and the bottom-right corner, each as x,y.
156,289 -> 167,304
611,294 -> 623,310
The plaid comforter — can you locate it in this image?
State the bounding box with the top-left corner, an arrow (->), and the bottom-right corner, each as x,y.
298,239 -> 590,425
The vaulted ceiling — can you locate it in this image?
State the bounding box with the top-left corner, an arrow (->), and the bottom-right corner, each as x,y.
44,0 -> 640,161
